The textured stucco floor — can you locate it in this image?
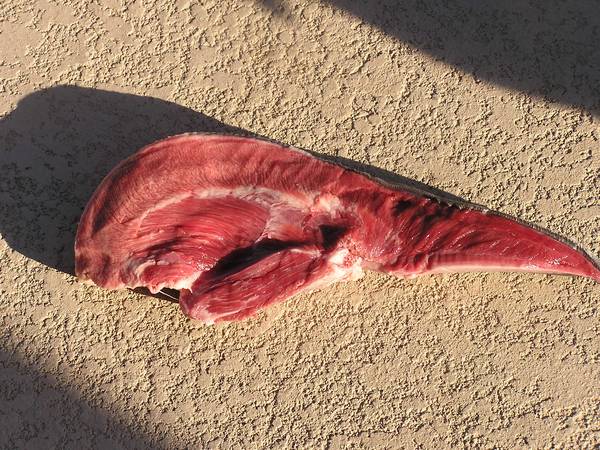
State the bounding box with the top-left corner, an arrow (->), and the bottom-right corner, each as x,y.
1,1 -> 599,448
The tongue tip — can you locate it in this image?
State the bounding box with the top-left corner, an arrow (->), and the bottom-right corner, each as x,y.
589,270 -> 600,283
568,268 -> 600,283
579,250 -> 600,284
566,253 -> 600,284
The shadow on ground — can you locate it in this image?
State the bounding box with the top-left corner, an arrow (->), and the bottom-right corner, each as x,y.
268,0 -> 600,114
0,85 -> 246,275
0,348 -> 160,449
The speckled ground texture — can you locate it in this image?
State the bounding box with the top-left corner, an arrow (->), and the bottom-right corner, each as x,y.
1,1 -> 599,448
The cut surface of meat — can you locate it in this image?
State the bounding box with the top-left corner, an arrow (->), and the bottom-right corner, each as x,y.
75,133 -> 600,323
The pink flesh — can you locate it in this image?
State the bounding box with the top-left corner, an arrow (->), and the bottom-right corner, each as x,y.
75,134 -> 600,323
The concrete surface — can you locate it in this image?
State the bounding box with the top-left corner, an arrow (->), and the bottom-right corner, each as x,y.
1,0 -> 599,448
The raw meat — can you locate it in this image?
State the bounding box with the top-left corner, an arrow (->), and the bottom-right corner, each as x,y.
75,133 -> 600,323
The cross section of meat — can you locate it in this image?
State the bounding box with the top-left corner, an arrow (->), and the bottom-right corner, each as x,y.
75,134 -> 600,323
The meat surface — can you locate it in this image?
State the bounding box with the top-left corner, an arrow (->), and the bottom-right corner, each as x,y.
75,133 -> 600,323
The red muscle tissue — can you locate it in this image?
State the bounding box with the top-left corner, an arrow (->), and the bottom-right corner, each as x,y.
75,134 -> 600,323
